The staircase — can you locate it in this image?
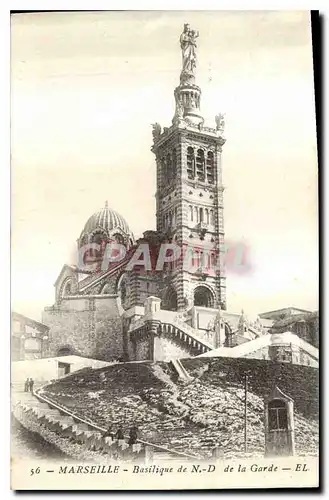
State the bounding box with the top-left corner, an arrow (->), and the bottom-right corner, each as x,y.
171,359 -> 192,381
129,309 -> 214,356
11,383 -> 198,462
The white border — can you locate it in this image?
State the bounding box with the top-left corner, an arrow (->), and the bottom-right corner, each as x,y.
2,3 -> 327,498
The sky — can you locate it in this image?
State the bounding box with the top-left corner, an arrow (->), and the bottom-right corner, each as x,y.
11,11 -> 318,321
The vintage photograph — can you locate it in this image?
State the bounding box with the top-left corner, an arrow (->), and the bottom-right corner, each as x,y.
11,10 -> 319,490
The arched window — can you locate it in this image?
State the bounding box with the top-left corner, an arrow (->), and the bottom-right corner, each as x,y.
101,283 -> 111,294
199,207 -> 204,223
194,206 -> 199,223
210,209 -> 214,224
91,232 -> 105,261
187,147 -> 195,179
174,207 -> 178,226
206,151 -> 215,184
205,208 -> 209,224
202,251 -> 210,269
199,251 -> 210,270
161,158 -> 166,185
120,281 -> 127,303
162,286 -> 178,311
198,250 -> 204,268
224,323 -> 233,346
191,248 -> 197,268
113,233 -> 124,245
172,148 -> 177,179
62,281 -> 72,297
189,205 -> 193,221
93,232 -> 104,245
166,153 -> 172,181
211,253 -> 217,268
196,149 -> 205,182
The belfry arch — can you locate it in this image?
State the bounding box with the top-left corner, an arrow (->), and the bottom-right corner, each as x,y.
162,286 -> 178,311
193,285 -> 215,308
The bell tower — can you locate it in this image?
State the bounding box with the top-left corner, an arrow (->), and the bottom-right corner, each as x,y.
151,24 -> 226,311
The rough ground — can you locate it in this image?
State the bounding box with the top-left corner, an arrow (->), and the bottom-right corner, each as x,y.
41,359 -> 319,459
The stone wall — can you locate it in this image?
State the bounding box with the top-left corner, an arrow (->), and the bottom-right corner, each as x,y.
134,338 -> 151,361
243,345 -> 271,361
153,336 -> 190,361
42,296 -> 124,362
131,330 -> 198,362
242,343 -> 318,367
12,312 -> 49,361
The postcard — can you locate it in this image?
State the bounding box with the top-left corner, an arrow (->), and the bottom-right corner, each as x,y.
11,10 -> 319,490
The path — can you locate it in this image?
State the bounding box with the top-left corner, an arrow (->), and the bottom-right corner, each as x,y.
11,384 -> 68,460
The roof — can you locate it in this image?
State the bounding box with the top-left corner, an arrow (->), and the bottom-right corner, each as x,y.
265,386 -> 294,403
78,248 -> 134,291
80,202 -> 134,241
53,355 -> 111,366
198,331 -> 319,363
271,311 -> 318,330
259,307 -> 312,319
54,264 -> 77,287
12,312 -> 50,332
260,317 -> 274,328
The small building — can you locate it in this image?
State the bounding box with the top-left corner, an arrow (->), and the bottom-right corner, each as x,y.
259,307 -> 312,321
269,311 -> 319,349
12,312 -> 50,361
264,386 -> 295,457
198,331 -> 318,368
11,355 -> 111,384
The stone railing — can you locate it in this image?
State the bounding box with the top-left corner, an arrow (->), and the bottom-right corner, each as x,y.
129,309 -> 214,352
170,316 -> 214,349
128,316 -> 147,333
160,323 -> 212,355
78,254 -> 132,292
25,389 -> 198,461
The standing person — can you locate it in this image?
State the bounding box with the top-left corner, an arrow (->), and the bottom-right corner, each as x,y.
103,425 -> 114,440
115,426 -> 125,445
128,425 -> 138,446
24,378 -> 29,392
29,378 -> 34,393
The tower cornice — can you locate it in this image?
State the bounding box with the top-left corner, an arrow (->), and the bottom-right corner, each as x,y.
152,123 -> 225,152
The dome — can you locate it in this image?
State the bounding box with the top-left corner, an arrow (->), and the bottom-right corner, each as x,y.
79,201 -> 134,247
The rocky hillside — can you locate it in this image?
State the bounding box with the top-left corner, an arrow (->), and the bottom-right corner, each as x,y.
41,358 -> 319,458
182,357 -> 319,419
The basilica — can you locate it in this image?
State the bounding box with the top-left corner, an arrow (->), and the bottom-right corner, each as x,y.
40,25 -> 318,368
